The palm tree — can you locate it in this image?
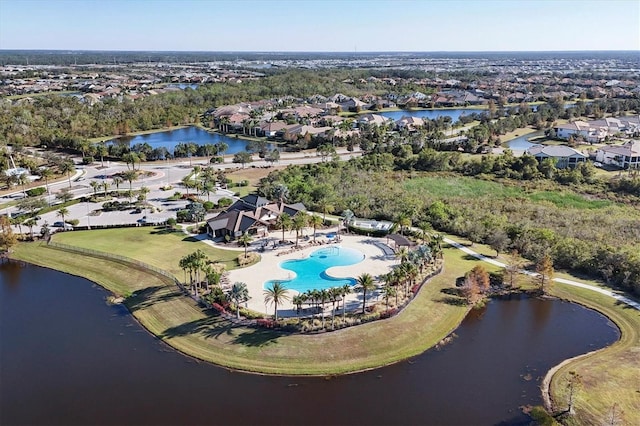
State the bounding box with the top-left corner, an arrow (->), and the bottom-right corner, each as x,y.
275,212 -> 292,243
263,281 -> 289,321
227,282 -> 250,319
112,176 -> 123,192
292,293 -> 306,323
96,143 -> 108,168
340,284 -> 351,319
58,160 -> 75,189
57,207 -> 69,226
396,246 -> 409,264
395,212 -> 411,236
122,170 -> 137,192
318,289 -> 330,329
24,218 -> 37,240
190,249 -> 208,298
101,181 -> 109,198
292,213 -> 308,247
357,273 -> 376,314
90,180 -> 100,198
238,232 -> 253,257
429,234 -> 444,260
309,214 -> 323,242
328,286 -> 342,328
382,283 -> 396,309
419,222 -> 432,244
38,167 -> 53,199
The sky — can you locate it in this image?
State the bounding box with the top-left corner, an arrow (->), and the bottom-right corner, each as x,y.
1,0 -> 639,52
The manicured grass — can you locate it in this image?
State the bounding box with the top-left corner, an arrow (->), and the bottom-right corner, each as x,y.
51,227 -> 242,275
403,176 -> 523,199
549,284 -> 640,426
10,239 -> 480,375
499,126 -> 539,142
526,191 -> 612,209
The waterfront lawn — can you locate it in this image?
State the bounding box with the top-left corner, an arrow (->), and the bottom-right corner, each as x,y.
51,227 -> 241,276
550,284 -> 640,426
11,240 -> 483,375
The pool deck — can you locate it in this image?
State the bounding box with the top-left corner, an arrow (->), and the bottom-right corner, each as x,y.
224,228 -> 398,317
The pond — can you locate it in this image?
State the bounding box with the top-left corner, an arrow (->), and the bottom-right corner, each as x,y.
0,262 -> 619,426
110,127 -> 273,156
506,131 -> 546,151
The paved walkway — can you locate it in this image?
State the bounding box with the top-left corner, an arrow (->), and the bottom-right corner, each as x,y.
443,237 -> 640,311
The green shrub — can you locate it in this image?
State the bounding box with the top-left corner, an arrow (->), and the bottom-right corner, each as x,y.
217,197 -> 233,208
26,187 -> 46,197
203,201 -> 215,211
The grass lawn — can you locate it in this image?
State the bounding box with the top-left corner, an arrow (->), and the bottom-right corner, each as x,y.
549,283 -> 640,426
10,237 -> 483,375
51,227 -> 242,275
499,126 -> 539,142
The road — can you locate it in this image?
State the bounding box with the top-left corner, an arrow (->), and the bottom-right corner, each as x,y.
2,148 -> 364,233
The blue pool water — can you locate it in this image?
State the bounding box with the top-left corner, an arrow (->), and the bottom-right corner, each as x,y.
265,246 -> 365,292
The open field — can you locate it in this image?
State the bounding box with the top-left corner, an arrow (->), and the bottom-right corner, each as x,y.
403,175 -> 523,199
10,239 -> 480,375
403,175 -> 627,210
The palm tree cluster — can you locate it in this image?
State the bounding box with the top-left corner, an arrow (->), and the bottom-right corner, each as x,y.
380,243 -> 439,310
178,249 -> 221,298
291,284 -> 352,330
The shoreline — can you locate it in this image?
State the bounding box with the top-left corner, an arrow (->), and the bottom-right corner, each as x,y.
9,240 -> 474,376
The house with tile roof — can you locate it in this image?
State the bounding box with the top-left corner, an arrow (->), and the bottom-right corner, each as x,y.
595,140 -> 640,169
206,195 -> 306,240
526,145 -> 587,169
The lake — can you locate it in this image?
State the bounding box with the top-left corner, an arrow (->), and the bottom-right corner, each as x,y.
378,108 -> 482,123
110,127 -> 273,155
0,261 -> 619,426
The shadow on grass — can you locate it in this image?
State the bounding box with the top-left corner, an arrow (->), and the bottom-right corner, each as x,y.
161,313 -> 236,341
437,288 -> 467,306
182,236 -> 202,243
150,228 -> 180,235
231,327 -> 283,347
127,285 -> 182,312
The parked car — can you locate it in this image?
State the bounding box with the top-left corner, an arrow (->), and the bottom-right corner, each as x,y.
53,221 -> 74,231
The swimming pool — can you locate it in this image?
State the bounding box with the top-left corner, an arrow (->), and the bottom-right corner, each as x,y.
265,246 -> 365,292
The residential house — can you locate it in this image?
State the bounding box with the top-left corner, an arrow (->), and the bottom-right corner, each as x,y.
357,113 -> 391,127
395,116 -> 425,131
259,121 -> 288,138
595,140 -> 640,169
553,121 -> 608,143
526,145 -> 587,169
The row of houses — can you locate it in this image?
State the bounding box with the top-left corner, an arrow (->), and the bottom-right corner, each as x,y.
525,140 -> 640,170
553,116 -> 640,143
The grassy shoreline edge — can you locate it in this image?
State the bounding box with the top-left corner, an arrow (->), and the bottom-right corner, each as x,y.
9,240 -> 639,424
9,241 -> 473,376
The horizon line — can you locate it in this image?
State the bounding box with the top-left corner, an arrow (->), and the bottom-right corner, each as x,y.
1,49 -> 638,54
